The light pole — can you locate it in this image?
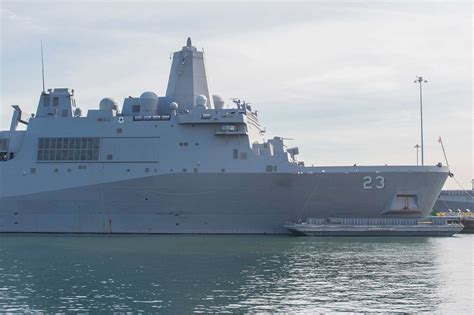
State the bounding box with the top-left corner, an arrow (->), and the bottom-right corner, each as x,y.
414,76 -> 427,166
414,144 -> 420,166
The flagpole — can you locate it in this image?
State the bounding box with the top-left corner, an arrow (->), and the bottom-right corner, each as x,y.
414,144 -> 420,166
438,137 -> 449,169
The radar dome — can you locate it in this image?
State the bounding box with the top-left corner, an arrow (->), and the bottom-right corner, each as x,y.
99,98 -> 118,111
140,91 -> 159,113
212,95 -> 225,109
74,107 -> 82,117
169,102 -> 179,111
196,95 -> 207,108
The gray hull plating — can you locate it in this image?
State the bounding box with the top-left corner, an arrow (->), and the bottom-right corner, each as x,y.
0,171 -> 447,234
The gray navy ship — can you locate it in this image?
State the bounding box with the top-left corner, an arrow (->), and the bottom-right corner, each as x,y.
0,38 -> 449,234
432,180 -> 474,233
433,180 -> 474,213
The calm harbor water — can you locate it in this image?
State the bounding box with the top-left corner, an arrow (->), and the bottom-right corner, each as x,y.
0,234 -> 472,313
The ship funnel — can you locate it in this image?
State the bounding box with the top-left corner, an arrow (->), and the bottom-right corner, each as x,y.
165,38 -> 213,112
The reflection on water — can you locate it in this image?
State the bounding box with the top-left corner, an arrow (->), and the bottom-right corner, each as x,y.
0,235 -> 472,313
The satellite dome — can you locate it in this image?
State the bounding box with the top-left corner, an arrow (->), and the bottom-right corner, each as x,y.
74,107 -> 82,117
99,97 -> 118,111
140,91 -> 159,113
140,91 -> 158,99
212,95 -> 225,109
196,95 -> 207,107
169,102 -> 179,111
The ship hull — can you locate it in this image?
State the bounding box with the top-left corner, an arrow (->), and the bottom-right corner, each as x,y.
0,170 -> 448,234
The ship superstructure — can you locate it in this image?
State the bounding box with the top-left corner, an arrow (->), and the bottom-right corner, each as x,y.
0,38 -> 449,234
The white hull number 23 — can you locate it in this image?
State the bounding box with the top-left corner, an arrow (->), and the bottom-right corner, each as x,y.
363,176 -> 385,189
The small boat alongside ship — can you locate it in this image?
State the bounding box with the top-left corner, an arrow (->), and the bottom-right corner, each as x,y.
284,217 -> 463,236
434,213 -> 474,234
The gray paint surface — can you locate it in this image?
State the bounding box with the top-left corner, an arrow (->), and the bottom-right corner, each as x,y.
0,39 -> 449,234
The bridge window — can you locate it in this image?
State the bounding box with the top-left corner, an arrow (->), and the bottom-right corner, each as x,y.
132,105 -> 141,113
53,97 -> 59,107
37,137 -> 100,161
0,139 -> 9,152
43,95 -> 50,107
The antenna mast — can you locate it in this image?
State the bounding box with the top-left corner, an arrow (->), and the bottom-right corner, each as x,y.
41,41 -> 45,92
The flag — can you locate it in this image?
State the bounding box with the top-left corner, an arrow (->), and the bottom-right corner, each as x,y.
438,136 -> 442,144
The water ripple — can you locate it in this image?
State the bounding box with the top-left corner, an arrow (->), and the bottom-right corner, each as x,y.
0,235 -> 472,313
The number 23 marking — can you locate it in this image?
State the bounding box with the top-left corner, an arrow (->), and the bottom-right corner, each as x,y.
363,176 -> 385,189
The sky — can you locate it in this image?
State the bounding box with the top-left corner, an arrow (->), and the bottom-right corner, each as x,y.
0,0 -> 472,189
